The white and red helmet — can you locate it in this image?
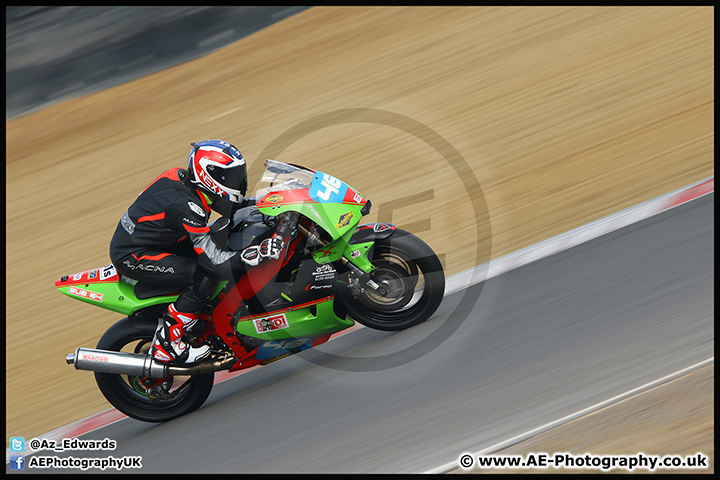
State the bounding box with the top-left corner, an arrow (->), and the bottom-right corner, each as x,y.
187,139 -> 248,203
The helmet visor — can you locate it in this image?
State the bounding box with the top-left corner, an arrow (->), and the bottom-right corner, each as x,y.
208,161 -> 248,197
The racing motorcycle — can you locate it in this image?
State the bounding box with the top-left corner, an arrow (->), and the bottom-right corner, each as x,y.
62,160 -> 445,422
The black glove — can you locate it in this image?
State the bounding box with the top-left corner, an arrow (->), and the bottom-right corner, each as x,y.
240,237 -> 284,266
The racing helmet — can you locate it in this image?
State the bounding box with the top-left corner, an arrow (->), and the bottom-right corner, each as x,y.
187,139 -> 248,203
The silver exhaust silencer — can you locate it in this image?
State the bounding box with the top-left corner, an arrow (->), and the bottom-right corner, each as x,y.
66,348 -> 167,378
66,348 -> 236,377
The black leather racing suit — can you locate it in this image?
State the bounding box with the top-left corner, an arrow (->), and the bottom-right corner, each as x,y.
109,167 -> 248,313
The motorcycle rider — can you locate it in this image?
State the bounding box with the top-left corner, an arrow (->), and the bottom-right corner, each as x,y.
110,139 -> 284,365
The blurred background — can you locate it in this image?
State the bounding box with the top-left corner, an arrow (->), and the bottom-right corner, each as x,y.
6,6 -> 713,470
6,6 -> 310,119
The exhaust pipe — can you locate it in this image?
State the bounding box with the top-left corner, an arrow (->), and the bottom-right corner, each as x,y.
67,348 -> 168,378
66,348 -> 235,377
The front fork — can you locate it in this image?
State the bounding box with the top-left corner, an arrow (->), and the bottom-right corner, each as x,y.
336,256 -> 389,297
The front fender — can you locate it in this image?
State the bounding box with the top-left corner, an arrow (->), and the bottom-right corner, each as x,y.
348,223 -> 396,245
340,223 -> 397,273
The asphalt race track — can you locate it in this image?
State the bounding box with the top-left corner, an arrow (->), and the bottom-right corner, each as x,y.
16,192 -> 713,474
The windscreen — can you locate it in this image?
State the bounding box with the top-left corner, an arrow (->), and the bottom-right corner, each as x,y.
256,159 -> 315,197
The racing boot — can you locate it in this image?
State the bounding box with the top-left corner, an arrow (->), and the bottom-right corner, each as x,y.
151,303 -> 211,364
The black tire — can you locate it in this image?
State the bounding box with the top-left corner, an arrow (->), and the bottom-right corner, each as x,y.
94,315 -> 214,423
337,229 -> 445,331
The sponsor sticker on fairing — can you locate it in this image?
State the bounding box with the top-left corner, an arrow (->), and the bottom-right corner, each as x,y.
337,212 -> 354,229
309,172 -> 348,203
68,286 -> 104,302
252,314 -> 290,334
313,264 -> 336,281
100,264 -> 118,280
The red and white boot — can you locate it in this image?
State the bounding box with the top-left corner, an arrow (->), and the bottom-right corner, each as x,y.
151,304 -> 211,364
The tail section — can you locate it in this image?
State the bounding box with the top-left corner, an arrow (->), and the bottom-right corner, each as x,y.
56,263 -> 179,315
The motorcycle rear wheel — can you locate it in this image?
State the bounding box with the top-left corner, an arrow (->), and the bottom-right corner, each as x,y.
94,315 -> 214,423
337,229 -> 445,331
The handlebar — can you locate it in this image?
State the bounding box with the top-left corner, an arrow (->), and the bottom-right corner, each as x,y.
274,211 -> 299,239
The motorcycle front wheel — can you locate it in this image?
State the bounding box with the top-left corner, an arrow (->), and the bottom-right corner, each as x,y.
337,229 -> 445,331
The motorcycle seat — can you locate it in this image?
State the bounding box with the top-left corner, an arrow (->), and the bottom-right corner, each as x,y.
133,281 -> 182,300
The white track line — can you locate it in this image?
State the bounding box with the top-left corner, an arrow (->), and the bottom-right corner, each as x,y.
445,176 -> 713,295
425,357 -> 714,474
7,176 -> 713,463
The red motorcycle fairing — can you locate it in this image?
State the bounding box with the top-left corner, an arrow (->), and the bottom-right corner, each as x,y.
256,188 -> 315,209
208,238 -> 299,359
